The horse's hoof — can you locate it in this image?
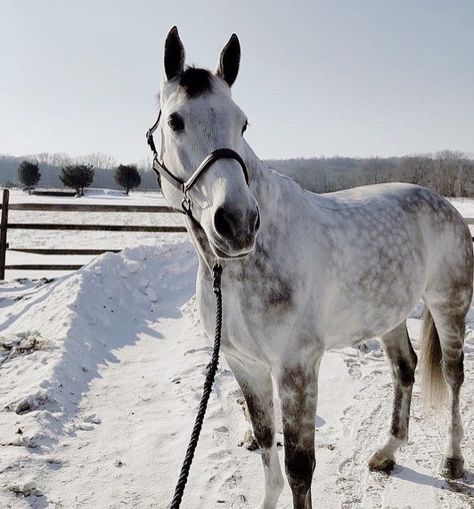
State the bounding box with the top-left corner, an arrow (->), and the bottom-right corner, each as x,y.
245,436 -> 259,451
242,429 -> 259,451
368,451 -> 395,473
440,456 -> 464,479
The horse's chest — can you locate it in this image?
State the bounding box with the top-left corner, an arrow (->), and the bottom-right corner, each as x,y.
196,262 -> 298,359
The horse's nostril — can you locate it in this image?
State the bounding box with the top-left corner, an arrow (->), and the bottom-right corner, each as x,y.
214,207 -> 234,238
254,209 -> 260,232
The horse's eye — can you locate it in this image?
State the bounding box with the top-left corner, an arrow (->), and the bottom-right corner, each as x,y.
168,114 -> 184,132
242,120 -> 248,135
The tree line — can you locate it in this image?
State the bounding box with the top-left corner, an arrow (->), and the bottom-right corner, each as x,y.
267,150 -> 474,196
2,150 -> 474,197
0,152 -> 158,193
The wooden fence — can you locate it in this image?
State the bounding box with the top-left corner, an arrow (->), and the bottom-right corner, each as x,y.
0,189 -> 186,280
1,188 -> 474,280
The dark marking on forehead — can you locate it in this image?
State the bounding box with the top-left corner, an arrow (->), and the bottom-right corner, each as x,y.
179,67 -> 213,98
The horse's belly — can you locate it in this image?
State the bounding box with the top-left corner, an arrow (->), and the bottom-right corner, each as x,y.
325,306 -> 414,349
323,272 -> 424,349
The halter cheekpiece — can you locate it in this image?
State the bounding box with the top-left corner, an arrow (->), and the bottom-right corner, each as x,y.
146,110 -> 249,217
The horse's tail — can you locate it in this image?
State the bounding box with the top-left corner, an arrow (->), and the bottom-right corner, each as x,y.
420,308 -> 447,411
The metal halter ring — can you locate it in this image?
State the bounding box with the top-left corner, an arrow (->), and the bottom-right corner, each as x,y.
181,196 -> 191,215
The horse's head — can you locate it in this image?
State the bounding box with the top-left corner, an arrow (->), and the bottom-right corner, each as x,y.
158,27 -> 260,259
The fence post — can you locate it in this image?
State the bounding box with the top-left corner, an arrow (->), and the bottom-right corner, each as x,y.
0,189 -> 10,281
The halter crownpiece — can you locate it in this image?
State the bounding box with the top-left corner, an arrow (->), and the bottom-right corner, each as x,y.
146,111 -> 249,217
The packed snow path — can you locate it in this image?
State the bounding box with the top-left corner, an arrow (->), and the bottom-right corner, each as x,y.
0,241 -> 473,508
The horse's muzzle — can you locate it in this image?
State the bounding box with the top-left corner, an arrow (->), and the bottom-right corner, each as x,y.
211,205 -> 260,258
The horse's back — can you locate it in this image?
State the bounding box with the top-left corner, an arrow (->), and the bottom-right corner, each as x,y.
314,182 -> 459,218
313,183 -> 470,251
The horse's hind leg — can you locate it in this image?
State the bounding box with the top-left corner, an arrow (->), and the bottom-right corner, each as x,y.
423,304 -> 467,479
226,356 -> 284,509
369,321 -> 417,473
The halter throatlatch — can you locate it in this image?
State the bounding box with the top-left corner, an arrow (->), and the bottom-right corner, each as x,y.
146,111 -> 249,217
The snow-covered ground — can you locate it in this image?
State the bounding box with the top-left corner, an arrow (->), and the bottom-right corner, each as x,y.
0,190 -> 473,508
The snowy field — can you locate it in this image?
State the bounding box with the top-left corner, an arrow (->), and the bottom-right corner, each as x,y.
0,190 -> 474,508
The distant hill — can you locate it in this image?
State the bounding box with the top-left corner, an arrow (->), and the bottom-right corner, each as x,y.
267,152 -> 474,196
2,151 -> 473,197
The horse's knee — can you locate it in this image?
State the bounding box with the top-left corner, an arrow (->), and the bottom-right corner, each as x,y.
285,446 -> 315,490
382,328 -> 417,389
244,393 -> 275,450
254,421 -> 274,450
396,354 -> 416,388
387,352 -> 417,442
442,352 -> 464,388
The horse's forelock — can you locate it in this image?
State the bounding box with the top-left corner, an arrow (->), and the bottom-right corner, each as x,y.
178,67 -> 214,98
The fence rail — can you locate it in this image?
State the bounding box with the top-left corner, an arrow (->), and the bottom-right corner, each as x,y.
9,203 -> 175,213
7,223 -> 186,233
0,189 -> 186,278
4,264 -> 84,271
8,248 -> 121,255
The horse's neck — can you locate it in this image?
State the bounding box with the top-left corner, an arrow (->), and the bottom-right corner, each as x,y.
242,143 -> 279,208
189,142 -> 310,273
242,142 -> 310,220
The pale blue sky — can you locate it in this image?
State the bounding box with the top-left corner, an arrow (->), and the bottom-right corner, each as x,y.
1,0 -> 473,163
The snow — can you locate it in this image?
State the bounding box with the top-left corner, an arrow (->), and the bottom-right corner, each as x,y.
0,191 -> 473,508
449,197 -> 474,221
7,188 -> 168,206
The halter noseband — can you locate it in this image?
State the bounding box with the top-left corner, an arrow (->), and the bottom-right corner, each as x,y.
146,110 -> 249,217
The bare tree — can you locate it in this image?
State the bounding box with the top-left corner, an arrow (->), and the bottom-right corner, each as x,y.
434,151 -> 461,196
78,152 -> 117,169
362,157 -> 381,185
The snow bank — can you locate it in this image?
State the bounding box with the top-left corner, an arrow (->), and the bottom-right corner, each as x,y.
0,240 -> 196,452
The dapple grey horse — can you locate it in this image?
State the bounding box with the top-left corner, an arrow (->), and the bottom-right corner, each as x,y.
156,27 -> 473,509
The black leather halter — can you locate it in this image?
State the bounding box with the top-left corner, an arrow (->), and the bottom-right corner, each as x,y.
146,110 -> 249,217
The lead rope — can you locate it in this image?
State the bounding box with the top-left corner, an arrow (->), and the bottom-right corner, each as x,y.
169,263 -> 223,509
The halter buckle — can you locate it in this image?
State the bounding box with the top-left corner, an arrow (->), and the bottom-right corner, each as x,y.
181,196 -> 192,216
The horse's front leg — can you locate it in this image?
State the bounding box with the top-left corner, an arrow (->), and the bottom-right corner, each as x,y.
226,355 -> 284,509
278,350 -> 323,509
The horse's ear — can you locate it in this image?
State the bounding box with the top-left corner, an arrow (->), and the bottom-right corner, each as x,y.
164,26 -> 185,81
216,34 -> 240,87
